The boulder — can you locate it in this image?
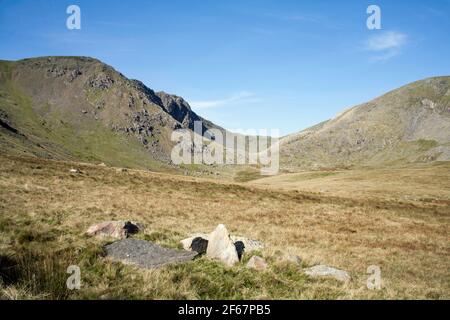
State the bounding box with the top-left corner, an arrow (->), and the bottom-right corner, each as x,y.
105,239 -> 197,269
180,232 -> 263,256
206,224 -> 239,266
303,265 -> 350,283
86,221 -> 143,239
246,256 -> 268,271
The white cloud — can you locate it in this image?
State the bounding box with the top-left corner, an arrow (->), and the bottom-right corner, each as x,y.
190,91 -> 259,109
365,31 -> 407,62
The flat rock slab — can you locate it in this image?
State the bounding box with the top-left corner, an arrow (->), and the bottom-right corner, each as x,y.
104,239 -> 197,269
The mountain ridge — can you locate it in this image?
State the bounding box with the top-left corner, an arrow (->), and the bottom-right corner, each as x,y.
1,56 -> 449,173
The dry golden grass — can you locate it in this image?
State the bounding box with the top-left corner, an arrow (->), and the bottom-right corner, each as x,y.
0,154 -> 449,299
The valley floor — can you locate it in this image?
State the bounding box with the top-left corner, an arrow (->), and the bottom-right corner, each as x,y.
0,154 -> 449,299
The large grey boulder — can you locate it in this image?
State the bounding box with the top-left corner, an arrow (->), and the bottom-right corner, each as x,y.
104,239 -> 197,269
304,265 -> 351,283
86,221 -> 143,239
206,224 -> 239,266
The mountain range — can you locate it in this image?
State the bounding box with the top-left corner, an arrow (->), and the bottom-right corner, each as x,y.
1,56 -> 449,173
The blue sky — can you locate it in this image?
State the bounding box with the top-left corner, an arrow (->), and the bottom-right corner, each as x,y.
1,0 -> 450,135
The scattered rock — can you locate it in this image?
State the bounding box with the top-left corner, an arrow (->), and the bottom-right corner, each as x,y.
86,221 -> 144,239
89,73 -> 115,90
246,256 -> 268,271
105,239 -> 197,269
190,237 -> 208,255
304,265 -> 350,283
206,224 -> 239,266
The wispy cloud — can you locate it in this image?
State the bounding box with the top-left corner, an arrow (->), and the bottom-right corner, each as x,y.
365,31 -> 407,62
190,91 -> 259,109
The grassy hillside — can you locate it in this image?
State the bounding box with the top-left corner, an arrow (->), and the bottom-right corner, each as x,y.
0,154 -> 449,299
281,77 -> 450,170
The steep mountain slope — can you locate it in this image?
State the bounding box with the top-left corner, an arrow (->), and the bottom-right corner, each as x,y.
281,77 -> 450,169
0,56 -> 222,169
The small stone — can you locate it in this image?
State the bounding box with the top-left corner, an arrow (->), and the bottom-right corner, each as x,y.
304,265 -> 350,283
246,256 -> 267,271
